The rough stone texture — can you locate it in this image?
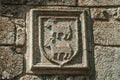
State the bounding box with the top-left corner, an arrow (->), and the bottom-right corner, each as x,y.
13,19 -> 26,46
26,9 -> 89,74
27,0 -> 76,5
78,0 -> 120,6
19,75 -> 89,80
2,0 -> 120,6
91,8 -> 120,20
0,16 -> 15,45
16,25 -> 25,46
0,46 -> 23,79
19,75 -> 43,80
1,0 -> 25,4
1,5 -> 26,18
113,48 -> 120,80
2,0 -> 76,5
0,0 -> 120,80
94,46 -> 120,80
12,18 -> 26,27
0,16 -> 26,46
93,21 -> 120,45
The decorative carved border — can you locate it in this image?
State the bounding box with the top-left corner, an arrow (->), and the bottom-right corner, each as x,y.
26,8 -> 89,74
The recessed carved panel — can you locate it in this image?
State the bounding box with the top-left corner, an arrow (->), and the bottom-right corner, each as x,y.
26,9 -> 89,74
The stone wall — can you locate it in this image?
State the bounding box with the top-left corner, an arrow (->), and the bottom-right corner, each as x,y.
0,0 -> 120,80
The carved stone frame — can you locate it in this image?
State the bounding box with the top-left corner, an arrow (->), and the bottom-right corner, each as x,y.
26,8 -> 89,74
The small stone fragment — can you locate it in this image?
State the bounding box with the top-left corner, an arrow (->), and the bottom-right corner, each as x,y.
16,25 -> 25,46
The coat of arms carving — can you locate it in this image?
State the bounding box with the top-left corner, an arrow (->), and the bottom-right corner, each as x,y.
26,9 -> 89,74
41,17 -> 78,66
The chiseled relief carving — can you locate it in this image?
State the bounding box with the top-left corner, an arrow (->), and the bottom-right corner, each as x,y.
42,17 -> 78,66
26,9 -> 89,74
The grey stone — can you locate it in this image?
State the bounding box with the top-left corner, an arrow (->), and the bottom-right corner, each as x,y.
66,76 -> 74,80
93,21 -> 120,45
94,46 -> 120,80
1,5 -> 26,18
74,76 -> 89,80
1,0 -> 25,4
12,18 -> 25,27
1,0 -> 76,5
19,75 -> 89,80
26,8 -> 89,74
0,16 -> 15,45
91,8 -> 109,20
26,0 -> 76,6
78,0 -> 120,6
19,75 -> 43,80
16,24 -> 25,46
45,75 -> 66,80
15,47 -> 23,54
11,18 -> 25,46
0,46 -> 23,79
113,48 -> 120,80
91,8 -> 120,20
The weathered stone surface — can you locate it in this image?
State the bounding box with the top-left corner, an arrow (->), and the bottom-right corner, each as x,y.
16,25 -> 25,46
91,8 -> 120,20
19,75 -> 89,80
73,76 -> 89,80
78,0 -> 120,6
12,19 -> 25,27
93,21 -> 120,45
91,8 -> 109,20
0,46 -> 23,79
19,75 -> 42,80
113,48 -> 120,80
25,0 -> 76,5
14,19 -> 26,46
26,9 -> 89,74
94,46 -> 120,80
1,1 -> 120,80
1,0 -> 25,4
1,0 -> 76,5
1,5 -> 26,18
0,16 -> 15,45
2,0 -> 120,6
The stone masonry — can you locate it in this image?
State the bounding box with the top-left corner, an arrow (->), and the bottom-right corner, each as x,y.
0,0 -> 120,80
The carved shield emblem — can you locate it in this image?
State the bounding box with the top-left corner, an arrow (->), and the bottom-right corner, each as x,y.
39,17 -> 79,66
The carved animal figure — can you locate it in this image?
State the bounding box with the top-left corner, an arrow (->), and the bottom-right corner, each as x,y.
44,38 -> 72,61
52,25 -> 71,40
45,18 -> 72,40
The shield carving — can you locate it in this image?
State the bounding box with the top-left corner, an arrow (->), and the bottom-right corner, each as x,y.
39,17 -> 79,66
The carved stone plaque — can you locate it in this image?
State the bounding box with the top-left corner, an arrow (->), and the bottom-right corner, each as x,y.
26,9 -> 89,74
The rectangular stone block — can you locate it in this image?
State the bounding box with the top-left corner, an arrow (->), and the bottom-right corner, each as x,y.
78,0 -> 120,6
26,8 -> 89,74
93,21 -> 120,45
0,17 -> 15,45
0,46 -> 23,79
94,46 -> 120,80
91,8 -> 120,20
